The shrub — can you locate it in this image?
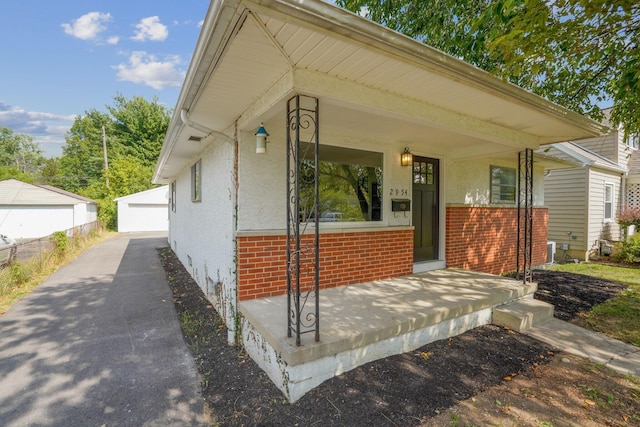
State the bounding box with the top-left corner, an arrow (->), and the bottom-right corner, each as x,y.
51,231 -> 69,257
613,234 -> 640,264
617,205 -> 640,229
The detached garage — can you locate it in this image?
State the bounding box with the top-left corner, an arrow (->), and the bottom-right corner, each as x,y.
0,179 -> 98,239
115,186 -> 168,232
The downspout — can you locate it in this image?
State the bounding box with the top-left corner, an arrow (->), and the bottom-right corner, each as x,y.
180,109 -> 234,144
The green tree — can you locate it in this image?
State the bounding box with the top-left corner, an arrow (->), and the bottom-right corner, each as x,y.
337,0 -> 512,74
80,156 -> 156,229
0,126 -> 45,176
483,0 -> 640,133
59,110 -> 112,192
337,0 -> 639,133
59,95 -> 170,193
107,95 -> 170,167
0,166 -> 34,183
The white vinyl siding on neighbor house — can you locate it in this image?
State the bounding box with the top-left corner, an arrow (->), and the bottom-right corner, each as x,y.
544,167 -> 588,256
576,132 -> 619,167
588,169 -> 621,244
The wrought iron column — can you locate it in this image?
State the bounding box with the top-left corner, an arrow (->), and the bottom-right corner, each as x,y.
286,94 -> 320,345
517,148 -> 534,283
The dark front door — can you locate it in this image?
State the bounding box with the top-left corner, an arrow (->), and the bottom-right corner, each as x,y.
412,157 -> 439,262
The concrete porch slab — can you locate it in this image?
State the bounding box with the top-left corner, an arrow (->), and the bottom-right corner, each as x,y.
238,268 -> 537,402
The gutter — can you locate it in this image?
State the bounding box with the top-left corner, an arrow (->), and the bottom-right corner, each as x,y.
180,109 -> 234,144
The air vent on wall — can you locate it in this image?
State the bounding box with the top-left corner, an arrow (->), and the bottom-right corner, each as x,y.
188,135 -> 202,142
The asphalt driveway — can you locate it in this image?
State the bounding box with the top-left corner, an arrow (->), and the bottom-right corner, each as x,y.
0,232 -> 208,426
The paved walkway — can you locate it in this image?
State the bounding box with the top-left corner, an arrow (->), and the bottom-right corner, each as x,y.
0,232 -> 209,427
527,318 -> 640,378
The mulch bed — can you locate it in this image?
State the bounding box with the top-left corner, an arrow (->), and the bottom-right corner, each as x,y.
158,248 -> 627,426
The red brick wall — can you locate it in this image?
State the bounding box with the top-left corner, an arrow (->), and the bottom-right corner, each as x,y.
445,206 -> 548,275
237,229 -> 413,300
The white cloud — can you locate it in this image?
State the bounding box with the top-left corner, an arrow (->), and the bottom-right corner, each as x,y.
113,51 -> 184,89
107,36 -> 120,45
62,12 -> 111,41
0,101 -> 76,157
132,16 -> 168,42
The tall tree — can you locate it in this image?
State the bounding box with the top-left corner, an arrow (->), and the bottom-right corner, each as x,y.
107,95 -> 170,167
482,0 -> 640,133
0,126 -> 45,176
58,95 -> 170,193
337,0 -> 639,133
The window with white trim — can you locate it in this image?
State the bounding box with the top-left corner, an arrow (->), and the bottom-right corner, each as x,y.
626,133 -> 639,150
604,183 -> 614,220
191,160 -> 201,202
490,166 -> 516,204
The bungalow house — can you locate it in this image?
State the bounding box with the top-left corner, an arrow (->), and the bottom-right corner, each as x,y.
541,109 -> 636,261
153,0 -> 606,401
114,186 -> 169,233
0,178 -> 97,239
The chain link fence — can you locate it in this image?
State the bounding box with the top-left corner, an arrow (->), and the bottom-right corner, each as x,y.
7,221 -> 101,266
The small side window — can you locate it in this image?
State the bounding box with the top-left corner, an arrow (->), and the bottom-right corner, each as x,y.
604,183 -> 614,220
191,160 -> 201,202
170,181 -> 177,212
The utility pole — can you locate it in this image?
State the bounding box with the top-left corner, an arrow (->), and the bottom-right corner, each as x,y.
102,125 -> 110,190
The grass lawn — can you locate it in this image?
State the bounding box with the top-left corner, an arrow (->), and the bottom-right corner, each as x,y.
548,262 -> 640,347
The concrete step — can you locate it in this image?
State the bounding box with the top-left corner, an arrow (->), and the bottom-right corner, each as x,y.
493,298 -> 554,333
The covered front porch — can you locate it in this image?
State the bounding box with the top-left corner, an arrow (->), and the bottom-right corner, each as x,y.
239,268 -> 538,402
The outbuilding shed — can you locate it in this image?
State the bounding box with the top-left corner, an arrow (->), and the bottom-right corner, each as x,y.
114,186 -> 168,232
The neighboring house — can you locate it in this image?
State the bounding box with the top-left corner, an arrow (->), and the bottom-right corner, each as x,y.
114,186 -> 169,233
152,0 -> 606,401
541,108 -> 636,261
0,179 -> 97,239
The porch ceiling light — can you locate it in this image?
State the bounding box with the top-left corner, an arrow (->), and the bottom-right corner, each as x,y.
255,123 -> 269,154
401,147 -> 413,166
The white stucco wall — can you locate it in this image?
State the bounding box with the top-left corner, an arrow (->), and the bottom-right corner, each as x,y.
168,136 -> 237,342
236,118 -> 416,232
446,158 -> 545,206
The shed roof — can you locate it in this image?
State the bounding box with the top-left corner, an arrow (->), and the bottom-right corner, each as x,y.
154,0 -> 608,184
0,179 -> 96,206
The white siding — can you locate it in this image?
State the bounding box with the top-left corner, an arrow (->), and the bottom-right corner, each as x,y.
587,169 -> 622,247
118,204 -> 168,232
544,168 -> 588,259
116,187 -> 169,232
0,205 -> 75,238
576,133 -> 617,163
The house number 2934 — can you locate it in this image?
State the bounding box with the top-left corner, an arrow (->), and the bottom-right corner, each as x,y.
389,188 -> 408,196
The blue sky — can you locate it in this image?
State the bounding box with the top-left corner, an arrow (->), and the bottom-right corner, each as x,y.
0,1 -> 210,157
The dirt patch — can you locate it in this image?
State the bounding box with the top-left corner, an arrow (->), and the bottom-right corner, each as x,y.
158,248 -> 640,426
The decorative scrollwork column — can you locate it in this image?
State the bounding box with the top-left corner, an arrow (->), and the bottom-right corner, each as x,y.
517,148 -> 533,283
286,94 -> 320,345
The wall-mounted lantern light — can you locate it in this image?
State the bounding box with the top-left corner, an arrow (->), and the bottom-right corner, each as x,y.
255,123 -> 269,154
401,147 -> 413,166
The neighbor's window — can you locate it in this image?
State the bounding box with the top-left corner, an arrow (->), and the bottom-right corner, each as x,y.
604,183 -> 614,220
299,145 -> 383,222
490,166 -> 516,204
191,160 -> 201,202
170,181 -> 176,212
626,133 -> 639,150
